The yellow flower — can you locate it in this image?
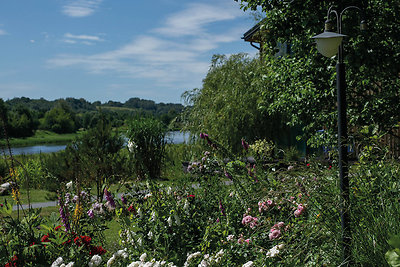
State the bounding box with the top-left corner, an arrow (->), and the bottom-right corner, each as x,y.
73,202 -> 83,224
12,187 -> 20,204
9,168 -> 19,180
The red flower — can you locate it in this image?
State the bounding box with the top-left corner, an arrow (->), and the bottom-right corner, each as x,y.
328,165 -> 332,169
187,194 -> 195,198
90,246 -> 107,256
41,235 -> 50,243
81,236 -> 92,246
127,205 -> 135,213
62,239 -> 72,246
5,255 -> 17,267
54,225 -> 62,231
306,163 -> 310,167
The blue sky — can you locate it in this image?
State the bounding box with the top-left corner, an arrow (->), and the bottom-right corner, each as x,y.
0,0 -> 257,104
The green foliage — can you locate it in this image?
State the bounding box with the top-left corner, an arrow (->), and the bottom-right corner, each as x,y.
249,138 -> 276,162
235,0 -> 400,148
65,114 -> 125,200
40,101 -> 77,134
8,105 -> 39,138
126,117 -> 167,180
182,54 -> 289,153
0,208 -> 49,266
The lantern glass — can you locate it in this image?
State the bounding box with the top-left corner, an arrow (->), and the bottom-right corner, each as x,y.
312,32 -> 347,58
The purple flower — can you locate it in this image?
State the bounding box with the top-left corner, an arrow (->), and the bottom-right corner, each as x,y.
219,200 -> 226,216
104,188 -> 116,209
241,139 -> 249,150
121,194 -> 127,205
87,209 -> 94,218
58,197 -> 70,231
200,133 -> 209,139
224,171 -> 233,180
65,193 -> 71,204
80,191 -> 87,199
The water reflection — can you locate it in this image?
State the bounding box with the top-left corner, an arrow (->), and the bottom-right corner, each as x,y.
8,131 -> 191,155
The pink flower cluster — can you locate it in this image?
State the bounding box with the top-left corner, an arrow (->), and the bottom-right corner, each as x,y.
242,215 -> 259,229
269,222 -> 285,240
237,234 -> 251,245
258,200 -> 274,213
294,204 -> 306,217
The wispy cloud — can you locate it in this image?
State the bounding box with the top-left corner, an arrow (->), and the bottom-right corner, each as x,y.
63,33 -> 104,45
50,1 -> 250,89
62,0 -> 103,17
0,29 -> 7,35
154,3 -> 241,37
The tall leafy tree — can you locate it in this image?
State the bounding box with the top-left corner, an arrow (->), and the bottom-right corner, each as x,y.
8,105 -> 38,137
235,0 -> 400,147
40,100 -> 76,133
183,54 -> 290,153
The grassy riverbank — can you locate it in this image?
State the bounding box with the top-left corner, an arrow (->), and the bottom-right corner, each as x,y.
0,130 -> 84,147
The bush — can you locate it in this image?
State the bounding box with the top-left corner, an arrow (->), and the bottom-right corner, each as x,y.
126,117 -> 167,180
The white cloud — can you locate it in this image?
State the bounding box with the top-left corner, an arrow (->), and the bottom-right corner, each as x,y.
49,1 -> 251,89
154,3 -> 241,37
64,33 -> 103,41
62,0 -> 103,17
0,29 -> 7,35
63,33 -> 104,45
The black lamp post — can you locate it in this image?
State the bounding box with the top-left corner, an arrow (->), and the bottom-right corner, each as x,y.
311,5 -> 366,266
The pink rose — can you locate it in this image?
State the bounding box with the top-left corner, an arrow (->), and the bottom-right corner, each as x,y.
294,204 -> 305,217
242,215 -> 253,225
269,229 -> 281,240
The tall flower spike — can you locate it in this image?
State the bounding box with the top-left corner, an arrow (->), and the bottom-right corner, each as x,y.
59,197 -> 70,231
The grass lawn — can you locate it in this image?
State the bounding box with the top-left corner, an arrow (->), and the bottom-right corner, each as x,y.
5,205 -> 59,219
1,188 -> 57,204
0,130 -> 83,147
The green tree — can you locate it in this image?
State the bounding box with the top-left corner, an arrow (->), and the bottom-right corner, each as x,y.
183,54 -> 288,153
67,114 -> 125,201
40,100 -> 76,133
235,0 -> 400,147
8,105 -> 38,137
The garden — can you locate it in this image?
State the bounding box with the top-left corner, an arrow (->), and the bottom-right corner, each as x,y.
1,0 -> 400,266
1,118 -> 400,266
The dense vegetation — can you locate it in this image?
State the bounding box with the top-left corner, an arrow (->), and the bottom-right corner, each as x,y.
230,0 -> 400,150
0,97 -> 184,138
0,0 -> 399,266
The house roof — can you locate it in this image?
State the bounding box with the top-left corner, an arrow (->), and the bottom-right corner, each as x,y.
242,19 -> 269,43
242,22 -> 262,42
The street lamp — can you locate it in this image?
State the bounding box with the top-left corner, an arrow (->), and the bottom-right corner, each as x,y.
311,5 -> 366,266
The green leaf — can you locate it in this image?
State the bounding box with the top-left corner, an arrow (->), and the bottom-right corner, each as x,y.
386,249 -> 400,267
388,235 -> 400,249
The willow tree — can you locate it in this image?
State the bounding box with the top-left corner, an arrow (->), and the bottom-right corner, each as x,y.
182,54 -> 289,154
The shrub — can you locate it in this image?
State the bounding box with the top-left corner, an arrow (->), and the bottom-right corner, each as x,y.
126,117 -> 167,180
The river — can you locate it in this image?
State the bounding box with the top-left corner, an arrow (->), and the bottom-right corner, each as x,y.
9,131 -> 191,155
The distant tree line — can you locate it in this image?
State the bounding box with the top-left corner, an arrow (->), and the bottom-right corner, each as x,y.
0,97 -> 184,138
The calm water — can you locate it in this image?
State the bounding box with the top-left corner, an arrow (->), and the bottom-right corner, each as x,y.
9,131 -> 191,155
